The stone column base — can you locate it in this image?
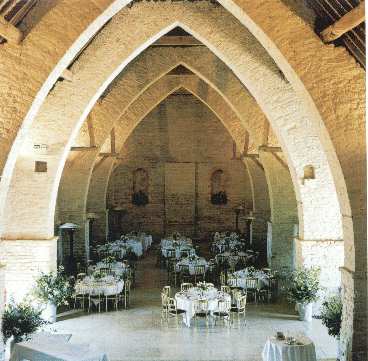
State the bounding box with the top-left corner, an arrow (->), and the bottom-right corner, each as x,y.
0,238 -> 57,303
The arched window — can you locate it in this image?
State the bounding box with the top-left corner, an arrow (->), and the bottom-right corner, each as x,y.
132,168 -> 149,206
210,169 -> 227,205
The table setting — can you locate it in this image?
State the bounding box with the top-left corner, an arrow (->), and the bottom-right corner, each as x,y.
227,267 -> 271,289
161,237 -> 194,259
175,283 -> 231,327
88,259 -> 131,278
262,332 -> 316,361
175,255 -> 209,275
75,274 -> 124,298
215,251 -> 250,268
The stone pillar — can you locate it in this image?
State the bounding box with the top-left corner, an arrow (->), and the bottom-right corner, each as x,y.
259,151 -> 298,270
340,268 -> 367,361
0,238 -> 57,303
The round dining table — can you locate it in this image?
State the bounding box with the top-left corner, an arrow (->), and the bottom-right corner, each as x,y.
262,336 -> 317,361
175,286 -> 231,327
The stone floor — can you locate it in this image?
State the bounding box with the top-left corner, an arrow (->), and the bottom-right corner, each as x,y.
52,249 -> 338,361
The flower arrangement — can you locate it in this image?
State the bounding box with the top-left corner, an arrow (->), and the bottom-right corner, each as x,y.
2,300 -> 46,343
211,191 -> 227,205
33,266 -> 72,307
131,190 -> 149,206
287,266 -> 321,304
320,294 -> 343,338
102,255 -> 116,265
197,282 -> 211,291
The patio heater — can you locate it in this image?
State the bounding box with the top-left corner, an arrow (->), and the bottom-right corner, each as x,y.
59,222 -> 80,275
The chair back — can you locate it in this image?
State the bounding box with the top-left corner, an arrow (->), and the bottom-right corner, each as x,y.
167,297 -> 177,311
181,283 -> 193,292
220,272 -> 226,285
221,285 -> 231,294
166,249 -> 176,259
245,278 -> 257,290
195,299 -> 208,312
217,299 -> 231,313
161,292 -> 169,307
237,295 -> 247,311
179,264 -> 190,275
194,264 -> 205,275
162,285 -> 171,297
124,279 -> 131,295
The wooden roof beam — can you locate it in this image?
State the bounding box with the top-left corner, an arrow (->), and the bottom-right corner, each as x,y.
258,145 -> 282,153
60,69 -> 73,82
320,1 -> 365,42
70,146 -> 97,151
0,15 -> 22,44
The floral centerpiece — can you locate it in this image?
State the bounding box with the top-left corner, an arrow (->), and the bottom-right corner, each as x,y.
102,255 -> 116,265
2,300 -> 46,344
188,254 -> 198,262
197,282 -> 212,291
287,266 -> 320,321
33,266 -> 72,323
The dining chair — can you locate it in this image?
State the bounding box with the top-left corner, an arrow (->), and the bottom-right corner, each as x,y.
179,264 -> 191,284
245,278 -> 258,303
162,285 -> 171,297
73,282 -> 89,310
181,283 -> 193,292
194,299 -> 210,327
231,294 -> 247,324
219,271 -> 227,286
161,292 -> 169,321
221,285 -> 231,294
105,284 -> 119,312
123,279 -> 131,309
167,297 -> 186,325
194,265 -> 206,283
213,299 -> 232,326
88,283 -> 104,313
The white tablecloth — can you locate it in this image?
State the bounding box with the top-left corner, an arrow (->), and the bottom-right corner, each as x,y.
10,337 -> 109,361
89,262 -> 130,277
228,268 -> 269,289
121,240 -> 143,257
175,257 -> 208,275
175,287 -> 230,327
162,245 -> 195,259
75,276 -> 124,296
161,238 -> 192,248
262,337 -> 316,361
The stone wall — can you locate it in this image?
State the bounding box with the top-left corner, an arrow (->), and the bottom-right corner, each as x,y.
106,95 -> 256,241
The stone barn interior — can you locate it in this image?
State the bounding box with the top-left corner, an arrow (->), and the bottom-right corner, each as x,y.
0,1 -> 366,361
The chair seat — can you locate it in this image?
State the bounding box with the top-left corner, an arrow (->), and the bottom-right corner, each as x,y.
213,311 -> 229,317
195,311 -> 210,317
230,307 -> 240,312
170,309 -> 186,315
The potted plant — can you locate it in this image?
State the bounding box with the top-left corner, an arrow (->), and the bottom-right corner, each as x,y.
33,266 -> 72,323
320,294 -> 342,360
2,300 -> 46,351
287,266 -> 320,321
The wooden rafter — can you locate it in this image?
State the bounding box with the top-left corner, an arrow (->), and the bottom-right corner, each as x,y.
258,145 -> 282,153
320,1 -> 365,42
0,14 -> 22,43
70,146 -> 97,152
262,119 -> 270,146
99,152 -> 118,157
243,132 -> 250,156
110,128 -> 116,154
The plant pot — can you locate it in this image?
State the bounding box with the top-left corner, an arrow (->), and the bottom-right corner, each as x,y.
41,303 -> 57,323
296,302 -> 313,321
336,336 -> 341,361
